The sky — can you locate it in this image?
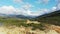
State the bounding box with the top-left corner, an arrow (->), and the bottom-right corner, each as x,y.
0,0 -> 60,16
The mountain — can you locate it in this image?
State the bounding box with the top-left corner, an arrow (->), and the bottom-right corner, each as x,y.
15,15 -> 32,19
0,13 -> 34,19
35,10 -> 60,26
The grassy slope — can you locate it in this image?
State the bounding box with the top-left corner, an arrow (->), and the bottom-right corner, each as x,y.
35,10 -> 60,26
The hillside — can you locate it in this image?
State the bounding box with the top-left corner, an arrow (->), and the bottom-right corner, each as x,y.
35,10 -> 60,26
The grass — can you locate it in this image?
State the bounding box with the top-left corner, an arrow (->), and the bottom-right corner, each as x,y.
0,17 -> 46,30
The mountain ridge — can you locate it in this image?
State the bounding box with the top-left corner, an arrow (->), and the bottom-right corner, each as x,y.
35,10 -> 60,26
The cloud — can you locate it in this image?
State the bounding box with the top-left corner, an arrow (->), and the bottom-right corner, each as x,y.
57,3 -> 60,10
0,5 -> 58,17
55,0 -> 60,10
13,0 -> 23,3
0,6 -> 27,15
51,7 -> 57,11
38,9 -> 49,13
0,6 -> 41,16
42,0 -> 50,3
0,6 -> 51,17
22,3 -> 34,10
36,0 -> 50,4
35,0 -> 42,4
0,6 -> 59,17
0,6 -> 16,14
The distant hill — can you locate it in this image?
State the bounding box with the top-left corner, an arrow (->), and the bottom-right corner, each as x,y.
35,10 -> 60,26
15,15 -> 33,19
0,13 -> 34,19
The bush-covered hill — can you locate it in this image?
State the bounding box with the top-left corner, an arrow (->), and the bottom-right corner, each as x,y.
35,10 -> 60,26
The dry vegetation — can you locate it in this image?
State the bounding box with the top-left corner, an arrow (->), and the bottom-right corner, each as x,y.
0,17 -> 60,34
0,25 -> 59,34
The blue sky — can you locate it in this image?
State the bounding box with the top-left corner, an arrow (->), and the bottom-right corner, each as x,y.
0,0 -> 60,16
0,0 -> 56,9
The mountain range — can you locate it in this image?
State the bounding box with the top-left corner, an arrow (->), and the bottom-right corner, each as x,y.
0,13 -> 35,19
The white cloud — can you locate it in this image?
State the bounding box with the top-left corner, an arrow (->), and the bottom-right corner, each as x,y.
57,3 -> 60,10
0,6 -> 50,17
42,0 -> 50,3
0,6 -> 41,16
1,6 -> 58,17
55,0 -> 60,10
22,3 -> 34,10
0,6 -> 16,14
51,7 -> 57,11
13,0 -> 23,3
55,0 -> 60,2
38,9 -> 49,14
35,0 -> 42,4
25,10 -> 41,16
36,0 -> 50,4
0,6 -> 59,17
